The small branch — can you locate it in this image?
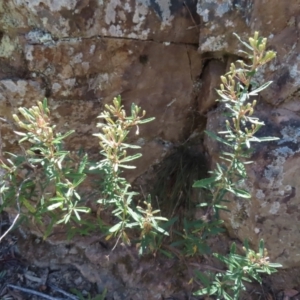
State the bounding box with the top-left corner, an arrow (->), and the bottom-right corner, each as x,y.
48,283 -> 79,300
0,178 -> 30,243
7,284 -> 65,300
111,231 -> 122,252
183,1 -> 199,30
0,214 -> 20,243
189,262 -> 225,273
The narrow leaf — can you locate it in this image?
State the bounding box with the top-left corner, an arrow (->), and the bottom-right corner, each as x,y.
233,33 -> 253,50
13,131 -> 26,136
138,117 -> 155,124
47,202 -> 62,211
248,81 -> 272,95
109,222 -> 122,233
193,176 -> 217,188
119,153 -> 142,162
206,130 -> 232,147
229,188 -> 251,198
52,130 -> 75,143
121,143 -> 141,149
118,164 -> 136,169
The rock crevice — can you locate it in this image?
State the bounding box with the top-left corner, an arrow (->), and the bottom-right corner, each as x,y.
1,0 -> 300,295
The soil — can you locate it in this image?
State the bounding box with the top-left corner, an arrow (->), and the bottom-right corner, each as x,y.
0,213 -> 100,300
0,216 -> 299,300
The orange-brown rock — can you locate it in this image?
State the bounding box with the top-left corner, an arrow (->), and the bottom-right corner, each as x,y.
1,0 -> 300,295
198,0 -> 300,269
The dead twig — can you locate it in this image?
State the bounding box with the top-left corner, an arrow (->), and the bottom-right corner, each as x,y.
189,262 -> 225,273
48,283 -> 79,300
7,284 -> 65,300
111,232 -> 122,252
183,1 -> 200,30
0,178 -> 30,243
24,273 -> 42,283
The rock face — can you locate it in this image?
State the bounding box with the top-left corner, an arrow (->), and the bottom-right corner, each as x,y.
1,0 -> 300,295
197,0 -> 300,269
17,234 -> 190,300
0,1 -> 203,298
0,0 -> 202,181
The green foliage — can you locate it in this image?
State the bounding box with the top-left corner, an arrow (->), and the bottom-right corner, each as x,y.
194,240 -> 282,300
171,218 -> 224,256
192,31 -> 281,298
0,96 -> 167,251
0,31 -> 283,299
193,31 -> 278,216
90,96 -> 168,251
0,99 -> 90,236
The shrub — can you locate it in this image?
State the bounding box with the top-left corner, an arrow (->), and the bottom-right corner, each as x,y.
0,99 -> 90,237
0,96 -> 167,253
0,31 -> 282,299
192,32 -> 281,299
91,96 -> 168,252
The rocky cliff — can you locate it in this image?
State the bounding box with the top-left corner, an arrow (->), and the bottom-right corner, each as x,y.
1,0 -> 300,297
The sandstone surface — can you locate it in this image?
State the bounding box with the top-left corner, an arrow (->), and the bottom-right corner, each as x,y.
1,0 -> 300,296
198,0 -> 300,269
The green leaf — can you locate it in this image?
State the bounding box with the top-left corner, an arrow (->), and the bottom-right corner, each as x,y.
125,222 -> 139,228
119,153 -> 142,162
220,156 -> 233,162
49,196 -> 65,202
243,239 -> 250,251
206,130 -> 232,147
42,98 -> 48,112
216,89 -> 234,102
251,136 -> 279,142
19,136 -> 31,143
74,209 -> 81,220
18,107 -> 34,118
222,151 -> 235,158
248,81 -> 272,95
230,188 -> 251,198
152,216 -> 168,221
22,198 -> 36,213
193,176 -> 217,188
118,164 -> 136,169
47,202 -> 62,211
159,249 -> 174,258
64,213 -> 71,224
138,117 -> 155,124
268,263 -> 282,268
52,130 -> 75,143
109,222 -> 122,233
160,216 -> 178,230
28,158 -> 44,163
121,143 -> 141,149
214,204 -> 230,211
194,270 -> 210,286
127,207 -> 141,222
230,242 -> 237,254
13,131 -> 26,136
259,239 -> 264,256
233,33 -> 253,50
245,139 -> 250,148
238,49 -> 252,56
194,286 -> 218,296
197,203 -> 208,207
78,154 -> 88,173
74,191 -> 81,201
155,225 -> 169,235
74,207 -> 90,213
72,174 -> 86,187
